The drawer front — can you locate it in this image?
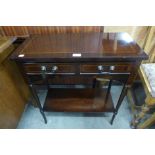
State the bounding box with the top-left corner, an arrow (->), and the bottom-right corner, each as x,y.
80,63 -> 131,73
23,63 -> 131,85
23,63 -> 76,74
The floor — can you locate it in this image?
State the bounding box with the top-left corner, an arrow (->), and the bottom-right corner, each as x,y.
17,86 -> 132,129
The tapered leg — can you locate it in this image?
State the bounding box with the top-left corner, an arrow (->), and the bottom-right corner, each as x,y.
110,112 -> 117,124
30,84 -> 47,124
105,80 -> 112,105
110,85 -> 128,124
92,78 -> 97,88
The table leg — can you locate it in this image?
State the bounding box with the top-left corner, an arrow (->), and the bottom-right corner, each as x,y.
105,80 -> 112,105
110,85 -> 128,124
30,85 -> 47,124
92,78 -> 97,88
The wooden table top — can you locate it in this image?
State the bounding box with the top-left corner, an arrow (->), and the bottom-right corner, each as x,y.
10,32 -> 148,62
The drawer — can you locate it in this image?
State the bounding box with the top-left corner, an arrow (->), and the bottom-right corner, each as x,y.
23,63 -> 76,74
80,64 -> 131,73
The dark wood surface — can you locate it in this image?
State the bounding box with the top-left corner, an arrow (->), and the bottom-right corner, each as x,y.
80,63 -> 131,73
10,32 -> 148,62
9,32 -> 149,90
23,62 -> 132,73
1,26 -> 103,37
9,32 -> 148,120
43,88 -> 114,112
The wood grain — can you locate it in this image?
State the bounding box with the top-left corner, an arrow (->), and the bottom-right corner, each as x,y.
1,26 -> 103,36
10,32 -> 148,62
104,26 -> 149,48
10,32 -> 148,88
0,41 -> 30,128
43,88 -> 114,112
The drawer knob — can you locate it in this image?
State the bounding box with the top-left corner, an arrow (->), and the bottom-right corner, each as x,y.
98,65 -> 104,72
41,65 -> 46,79
51,66 -> 58,72
41,65 -> 46,71
97,65 -> 115,73
110,66 -> 115,71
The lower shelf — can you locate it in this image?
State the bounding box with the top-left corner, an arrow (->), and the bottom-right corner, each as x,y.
43,88 -> 115,112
